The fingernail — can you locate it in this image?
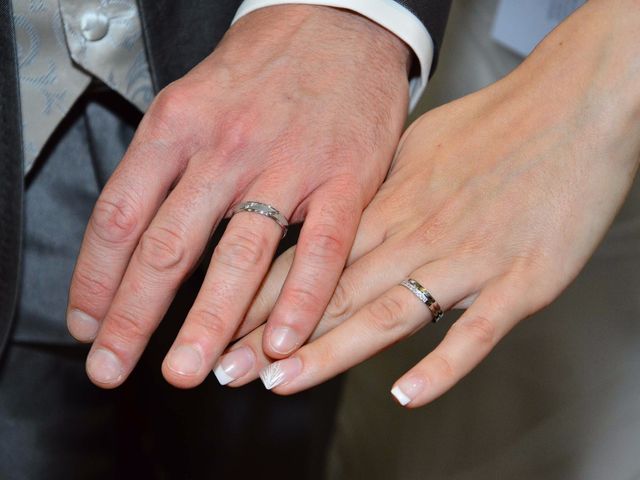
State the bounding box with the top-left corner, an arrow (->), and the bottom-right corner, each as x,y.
167,345 -> 202,376
67,309 -> 99,342
391,377 -> 426,406
269,327 -> 300,355
260,357 -> 302,390
213,346 -> 255,385
86,348 -> 124,385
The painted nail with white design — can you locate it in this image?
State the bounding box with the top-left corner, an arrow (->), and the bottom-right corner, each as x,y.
259,357 -> 302,390
391,376 -> 426,407
213,346 -> 255,386
391,386 -> 411,406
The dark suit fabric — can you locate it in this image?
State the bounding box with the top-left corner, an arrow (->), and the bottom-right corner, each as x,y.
0,0 -> 23,360
396,0 -> 452,70
1,91 -> 341,479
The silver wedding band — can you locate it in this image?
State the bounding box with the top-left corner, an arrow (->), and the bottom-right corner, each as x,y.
400,278 -> 444,323
231,201 -> 289,238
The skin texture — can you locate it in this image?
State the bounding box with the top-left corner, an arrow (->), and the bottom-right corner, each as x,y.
66,5 -> 412,389
222,0 -> 640,407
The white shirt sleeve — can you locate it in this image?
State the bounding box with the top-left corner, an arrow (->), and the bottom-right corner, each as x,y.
232,0 -> 434,112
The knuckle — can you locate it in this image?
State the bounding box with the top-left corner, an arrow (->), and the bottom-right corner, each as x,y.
91,194 -> 140,245
138,225 -> 188,273
451,316 -> 496,347
304,225 -> 347,262
213,228 -> 268,273
282,284 -> 325,313
147,83 -> 191,129
511,271 -> 556,313
325,279 -> 354,322
214,111 -> 257,158
309,341 -> 339,367
189,308 -> 229,339
366,294 -> 407,334
429,352 -> 456,382
71,267 -> 113,301
413,216 -> 449,247
105,309 -> 147,343
488,272 -> 541,320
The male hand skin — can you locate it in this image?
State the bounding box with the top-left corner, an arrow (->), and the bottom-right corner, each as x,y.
66,5 -> 411,388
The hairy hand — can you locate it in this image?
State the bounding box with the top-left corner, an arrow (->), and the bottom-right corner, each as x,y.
217,0 -> 640,405
66,5 -> 411,388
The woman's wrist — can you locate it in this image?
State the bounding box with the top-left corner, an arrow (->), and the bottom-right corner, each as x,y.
580,0 -> 640,124
496,0 -> 640,168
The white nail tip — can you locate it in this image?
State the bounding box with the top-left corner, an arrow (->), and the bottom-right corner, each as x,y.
213,365 -> 234,386
260,362 -> 286,390
391,386 -> 411,406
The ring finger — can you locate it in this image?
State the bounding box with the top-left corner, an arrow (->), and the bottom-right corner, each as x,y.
215,234 -> 449,386
250,259 -> 483,392
162,182 -> 298,388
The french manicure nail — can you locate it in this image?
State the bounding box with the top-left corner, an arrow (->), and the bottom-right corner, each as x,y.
67,309 -> 99,342
86,348 -> 124,385
260,357 -> 303,390
391,377 -> 426,406
213,346 -> 255,385
167,345 -> 202,376
269,327 -> 300,355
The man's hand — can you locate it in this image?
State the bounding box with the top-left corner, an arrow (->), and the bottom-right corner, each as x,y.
66,5 -> 411,388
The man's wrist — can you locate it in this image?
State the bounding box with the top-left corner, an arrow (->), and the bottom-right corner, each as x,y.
232,0 -> 434,111
228,4 -> 411,84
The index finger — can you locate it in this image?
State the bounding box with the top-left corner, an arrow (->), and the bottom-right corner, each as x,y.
66,123 -> 188,342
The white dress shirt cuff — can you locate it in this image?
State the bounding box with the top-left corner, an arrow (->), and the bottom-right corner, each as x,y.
232,0 -> 434,112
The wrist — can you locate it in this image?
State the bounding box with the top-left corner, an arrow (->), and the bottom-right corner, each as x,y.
572,0 -> 640,109
544,1 -> 639,111
498,0 -> 640,165
226,4 -> 411,76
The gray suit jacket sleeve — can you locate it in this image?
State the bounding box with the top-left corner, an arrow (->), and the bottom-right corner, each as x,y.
138,0 -> 452,90
396,0 -> 452,72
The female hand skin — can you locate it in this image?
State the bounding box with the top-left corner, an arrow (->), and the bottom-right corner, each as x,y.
211,0 -> 640,406
65,5 -> 412,388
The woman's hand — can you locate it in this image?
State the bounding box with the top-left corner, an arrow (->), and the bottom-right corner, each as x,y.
213,0 -> 640,406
